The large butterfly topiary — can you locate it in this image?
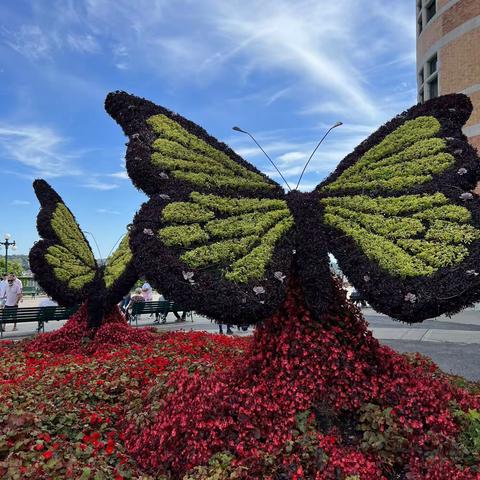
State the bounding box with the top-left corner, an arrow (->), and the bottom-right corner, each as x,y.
29,180 -> 138,328
104,92 -> 480,325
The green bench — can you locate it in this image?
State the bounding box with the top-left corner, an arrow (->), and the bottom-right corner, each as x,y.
128,301 -> 192,326
0,305 -> 79,337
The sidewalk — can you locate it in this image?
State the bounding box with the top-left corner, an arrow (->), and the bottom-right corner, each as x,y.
1,299 -> 480,344
364,307 -> 480,345
2,298 -> 479,379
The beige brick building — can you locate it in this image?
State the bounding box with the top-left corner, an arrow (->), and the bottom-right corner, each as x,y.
416,0 -> 480,151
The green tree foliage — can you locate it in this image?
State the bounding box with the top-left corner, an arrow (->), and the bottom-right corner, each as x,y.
0,259 -> 23,276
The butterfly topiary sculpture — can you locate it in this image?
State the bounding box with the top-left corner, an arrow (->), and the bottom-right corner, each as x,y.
29,180 -> 137,329
30,91 -> 480,329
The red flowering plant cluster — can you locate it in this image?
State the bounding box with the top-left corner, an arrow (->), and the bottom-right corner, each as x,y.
0,308 -> 247,479
122,278 -> 480,479
0,279 -> 479,479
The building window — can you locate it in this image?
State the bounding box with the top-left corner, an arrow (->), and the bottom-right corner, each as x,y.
428,77 -> 438,99
419,68 -> 424,85
419,88 -> 425,104
418,16 -> 423,34
427,53 -> 437,75
426,0 -> 436,23
417,0 -> 422,14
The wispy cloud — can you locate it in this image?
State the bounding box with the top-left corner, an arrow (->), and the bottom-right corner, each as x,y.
109,171 -> 129,179
2,25 -> 100,60
11,200 -> 31,206
96,208 -> 120,215
3,25 -> 51,60
277,151 -> 307,164
0,125 -> 82,178
66,33 -> 100,54
108,159 -> 129,180
60,0 -> 414,122
81,179 -> 119,191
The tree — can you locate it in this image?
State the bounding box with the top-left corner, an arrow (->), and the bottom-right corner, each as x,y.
0,259 -> 23,277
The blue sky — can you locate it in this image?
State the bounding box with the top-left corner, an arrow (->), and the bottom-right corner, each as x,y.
0,0 -> 416,256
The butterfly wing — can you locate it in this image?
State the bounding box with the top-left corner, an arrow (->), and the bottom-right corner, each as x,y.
105,91 -> 298,324
318,94 -> 480,321
29,179 -> 99,306
102,233 -> 138,306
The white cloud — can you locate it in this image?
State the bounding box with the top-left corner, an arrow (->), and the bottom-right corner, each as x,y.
3,25 -> 51,60
81,179 -> 119,191
70,0 -> 415,122
277,151 -> 307,164
3,24 -> 100,61
0,125 -> 82,178
109,171 -> 129,179
11,200 -> 31,206
66,33 -> 100,54
96,208 -> 120,215
235,140 -> 308,158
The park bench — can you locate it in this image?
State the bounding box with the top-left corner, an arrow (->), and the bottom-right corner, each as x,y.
128,300 -> 193,326
0,305 -> 79,338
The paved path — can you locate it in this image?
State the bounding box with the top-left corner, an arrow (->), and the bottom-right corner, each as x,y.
2,297 -> 479,380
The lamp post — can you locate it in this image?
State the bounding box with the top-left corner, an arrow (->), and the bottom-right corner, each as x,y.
1,233 -> 16,275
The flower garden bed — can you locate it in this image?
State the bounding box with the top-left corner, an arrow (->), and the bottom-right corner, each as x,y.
0,285 -> 479,479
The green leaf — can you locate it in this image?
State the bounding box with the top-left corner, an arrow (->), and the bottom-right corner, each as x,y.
80,467 -> 92,480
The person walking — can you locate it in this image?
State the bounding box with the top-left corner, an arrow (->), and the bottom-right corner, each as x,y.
4,273 -> 22,331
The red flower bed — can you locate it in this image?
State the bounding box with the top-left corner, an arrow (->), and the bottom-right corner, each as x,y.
124,280 -> 480,479
0,280 -> 478,479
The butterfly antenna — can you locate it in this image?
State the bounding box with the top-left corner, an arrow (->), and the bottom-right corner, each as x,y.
106,233 -> 126,259
232,126 -> 292,192
83,230 -> 103,264
295,121 -> 343,191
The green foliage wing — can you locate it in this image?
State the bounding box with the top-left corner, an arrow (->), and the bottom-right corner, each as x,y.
317,94 -> 480,323
45,204 -> 97,289
29,180 -> 98,306
158,193 -> 294,284
103,234 -> 134,289
321,193 -> 478,278
322,116 -> 453,193
148,115 -> 277,193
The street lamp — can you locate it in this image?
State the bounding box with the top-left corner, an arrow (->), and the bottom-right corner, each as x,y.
1,233 -> 16,275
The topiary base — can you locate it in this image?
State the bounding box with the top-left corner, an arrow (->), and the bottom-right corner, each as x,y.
124,279 -> 480,479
